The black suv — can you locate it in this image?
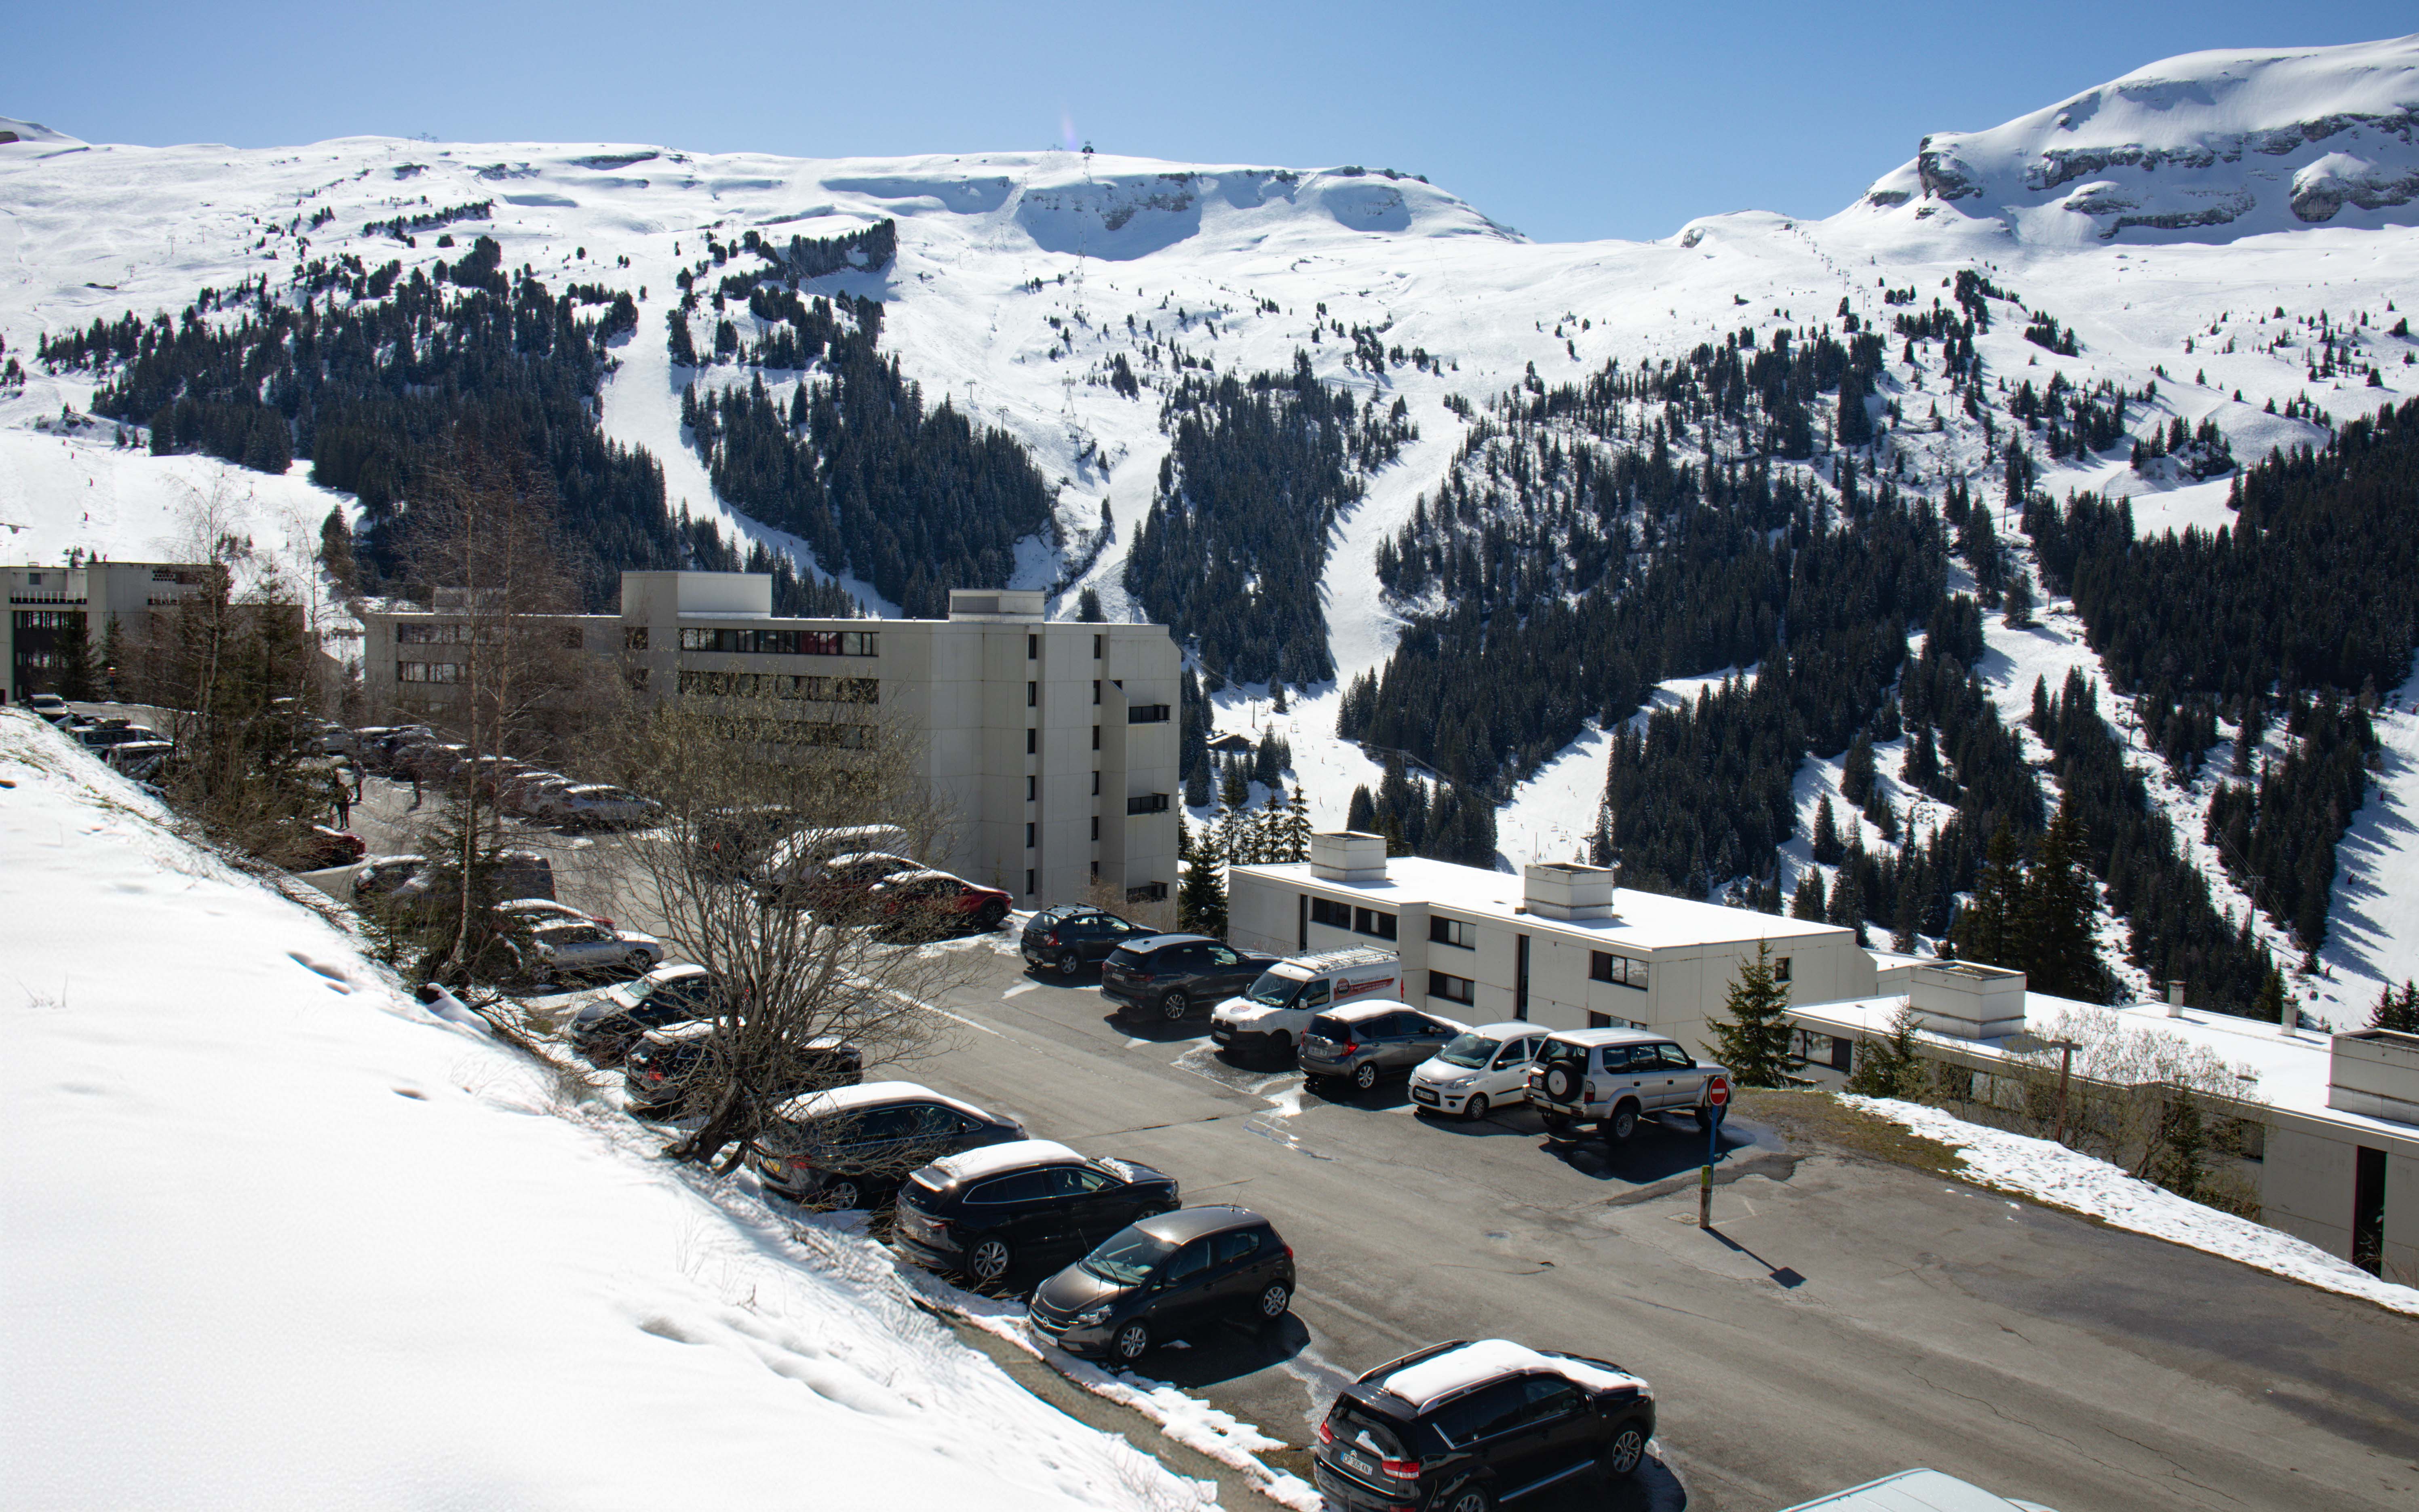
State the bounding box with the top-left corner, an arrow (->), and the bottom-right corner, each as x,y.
1021,905 -> 1156,978
1027,1205 -> 1295,1366
622,1022 -> 863,1120
1313,1340 -> 1656,1512
1099,934 -> 1281,1022
566,963 -> 723,1065
893,1139 -> 1179,1286
748,1081 -> 1025,1209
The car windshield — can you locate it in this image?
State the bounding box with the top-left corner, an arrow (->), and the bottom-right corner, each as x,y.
1079,1226 -> 1178,1286
1436,1032 -> 1499,1069
1242,970 -> 1306,1009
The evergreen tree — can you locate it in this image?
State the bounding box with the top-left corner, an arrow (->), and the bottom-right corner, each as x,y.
1076,587 -> 1105,622
2144,1088 -> 2208,1200
1811,794 -> 1845,865
1282,782 -> 1313,862
1843,1002 -> 1923,1099
2020,798 -> 2106,1002
1790,870 -> 1827,921
1841,736 -> 1876,808
1347,784 -> 1377,834
1177,849 -> 1228,938
1702,941 -> 1796,1088
319,506 -> 359,595
1949,824 -> 2028,968
54,616 -> 96,702
2368,981 -> 2419,1033
2255,964 -> 2288,1024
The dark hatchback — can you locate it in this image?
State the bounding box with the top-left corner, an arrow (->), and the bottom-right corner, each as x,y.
622,1021 -> 863,1120
1027,1205 -> 1295,1366
1099,934 -> 1281,1022
1020,905 -> 1156,978
893,1139 -> 1179,1286
566,962 -> 723,1065
1313,1339 -> 1656,1512
748,1081 -> 1026,1209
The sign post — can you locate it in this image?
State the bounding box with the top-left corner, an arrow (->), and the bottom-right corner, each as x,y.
1698,1076 -> 1731,1229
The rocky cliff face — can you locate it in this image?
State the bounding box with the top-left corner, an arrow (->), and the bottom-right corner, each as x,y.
1856,35 -> 2419,243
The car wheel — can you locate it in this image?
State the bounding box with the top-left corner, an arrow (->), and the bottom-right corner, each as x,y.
978,903 -> 1008,931
967,1235 -> 1014,1286
1604,1104 -> 1640,1143
1255,1281 -> 1291,1323
1350,1061 -> 1380,1093
1691,1106 -> 1713,1131
821,1178 -> 864,1210
1462,1093 -> 1491,1122
1058,949 -> 1083,978
1439,1482 -> 1495,1512
1111,1319 -> 1150,1366
1159,989 -> 1191,1022
1600,1421 -> 1649,1478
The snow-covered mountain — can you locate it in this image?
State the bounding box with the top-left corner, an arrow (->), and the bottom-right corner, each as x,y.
3,34 -> 2416,1028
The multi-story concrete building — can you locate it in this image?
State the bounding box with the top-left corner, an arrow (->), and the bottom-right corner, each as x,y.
361,572 -> 1180,908
1227,833 -> 1877,1048
4,561 -> 214,703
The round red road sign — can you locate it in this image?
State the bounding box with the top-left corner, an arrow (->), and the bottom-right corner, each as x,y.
1707,1076 -> 1730,1107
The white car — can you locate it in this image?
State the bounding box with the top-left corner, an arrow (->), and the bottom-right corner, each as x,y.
523,919 -> 665,982
544,784 -> 662,830
1407,1021 -> 1550,1120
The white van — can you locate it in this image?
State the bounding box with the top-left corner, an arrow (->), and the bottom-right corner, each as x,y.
1210,946 -> 1402,1059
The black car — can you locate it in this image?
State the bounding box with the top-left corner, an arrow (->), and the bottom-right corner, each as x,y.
748,1081 -> 1025,1209
623,1022 -> 863,1120
1026,1205 -> 1295,1366
1020,905 -> 1158,978
1098,934 -> 1281,1022
1312,1339 -> 1657,1512
893,1139 -> 1179,1286
567,963 -> 724,1065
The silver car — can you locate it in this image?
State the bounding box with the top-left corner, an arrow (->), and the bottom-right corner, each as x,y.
523,920 -> 664,983
544,784 -> 661,830
1299,1000 -> 1467,1095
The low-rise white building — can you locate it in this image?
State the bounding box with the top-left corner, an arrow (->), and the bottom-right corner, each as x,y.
362,574 -> 1179,908
1227,833 -> 1876,1049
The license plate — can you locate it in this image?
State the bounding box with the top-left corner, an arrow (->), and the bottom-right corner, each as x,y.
1411,1088 -> 1439,1105
1212,1025 -> 1233,1040
1340,1448 -> 1375,1477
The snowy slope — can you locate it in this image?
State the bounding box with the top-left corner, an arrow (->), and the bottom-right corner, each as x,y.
0,711 -> 1208,1511
4,32 -> 2418,964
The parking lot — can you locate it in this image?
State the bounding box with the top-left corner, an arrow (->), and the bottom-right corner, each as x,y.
330,776 -> 2419,1512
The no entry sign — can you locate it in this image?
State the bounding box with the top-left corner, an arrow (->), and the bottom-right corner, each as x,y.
1707,1075 -> 1731,1107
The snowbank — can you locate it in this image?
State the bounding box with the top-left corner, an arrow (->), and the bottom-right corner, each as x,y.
1841,1095 -> 2419,1317
0,713 -> 1210,1511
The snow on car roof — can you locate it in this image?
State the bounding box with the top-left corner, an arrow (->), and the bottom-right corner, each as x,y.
925,1139 -> 1082,1185
1377,1340 -> 1643,1410
779,1079 -> 947,1119
1460,1021 -> 1538,1040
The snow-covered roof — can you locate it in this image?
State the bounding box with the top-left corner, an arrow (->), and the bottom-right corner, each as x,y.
1234,857 -> 1852,953
1790,992 -> 2419,1142
925,1139 -> 1080,1185
776,1080 -> 986,1123
1375,1340 -> 1643,1410
1774,1467 -> 2054,1512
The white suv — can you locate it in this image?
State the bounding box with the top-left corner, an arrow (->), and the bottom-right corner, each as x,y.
1407,1021 -> 1548,1120
1526,1027 -> 1728,1143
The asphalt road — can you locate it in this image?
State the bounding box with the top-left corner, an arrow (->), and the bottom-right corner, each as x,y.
332,778 -> 2419,1512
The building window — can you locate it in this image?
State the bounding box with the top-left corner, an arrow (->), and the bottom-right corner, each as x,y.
1093,679 -> 1101,705
1127,882 -> 1168,903
1092,634 -> 1103,660
1026,775 -> 1037,801
1309,897 -> 1352,929
1092,770 -> 1101,796
1090,860 -> 1099,880
1027,680 -> 1038,708
1026,869 -> 1036,896
1773,956 -> 1791,983
397,660 -> 461,684
1027,728 -> 1038,755
676,670 -> 876,702
396,622 -> 468,645
1588,1012 -> 1613,1029
1590,951 -> 1649,990
1028,633 -> 1039,660
1429,916 -> 1475,949
1090,816 -> 1100,841
676,627 -> 875,656
1125,793 -> 1168,814
1091,725 -> 1100,751
1428,972 -> 1475,1006
1353,907 -> 1397,941
2224,1118 -> 2267,1163
1126,703 -> 1170,723
624,626 -> 648,651
1025,822 -> 1036,849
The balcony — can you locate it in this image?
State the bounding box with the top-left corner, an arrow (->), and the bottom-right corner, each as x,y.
1126,703 -> 1170,723
1126,793 -> 1170,815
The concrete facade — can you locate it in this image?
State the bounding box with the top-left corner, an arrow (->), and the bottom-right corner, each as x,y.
1227,837 -> 1876,1052
4,561 -> 213,702
361,573 -> 1179,907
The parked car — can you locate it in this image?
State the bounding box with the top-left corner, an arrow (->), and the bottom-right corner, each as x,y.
495,897 -> 616,933
501,772 -> 574,817
1311,1339 -> 1657,1511
351,854 -> 428,903
748,1080 -> 1023,1209
863,869 -> 1012,939
26,693 -> 71,725
1775,1470 -> 2062,1512
1101,934 -> 1283,1023
752,822 -> 912,895
1209,947 -> 1403,1058
288,824 -> 369,871
522,919 -> 664,983
77,720 -> 158,753
695,804 -> 806,882
104,740 -> 176,780
1525,1028 -> 1728,1143
1301,1002 -> 1467,1096
760,850 -> 921,916
1409,1023 -> 1548,1120
1020,905 -> 1156,978
892,1139 -> 1180,1286
351,848 -> 557,908
566,962 -> 723,1065
1026,1206 -> 1296,1366
543,783 -> 662,830
624,1022 -> 865,1121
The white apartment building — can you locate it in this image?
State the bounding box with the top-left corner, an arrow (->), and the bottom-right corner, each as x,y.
362,574 -> 1180,907
1227,833 -> 1876,1049
4,560 -> 214,703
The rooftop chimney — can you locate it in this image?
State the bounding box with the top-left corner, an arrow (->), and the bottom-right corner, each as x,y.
1308,831 -> 1388,883
2166,979 -> 2186,1018
1522,861 -> 1618,921
947,588 -> 1046,621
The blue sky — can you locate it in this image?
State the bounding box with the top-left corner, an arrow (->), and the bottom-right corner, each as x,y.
8,2 -> 2410,242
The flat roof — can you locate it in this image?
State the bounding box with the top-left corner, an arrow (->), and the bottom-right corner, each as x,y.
1233,856 -> 1854,953
1788,993 -> 2419,1143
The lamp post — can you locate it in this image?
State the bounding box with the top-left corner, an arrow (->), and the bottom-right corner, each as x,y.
2006,1031 -> 2079,1144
